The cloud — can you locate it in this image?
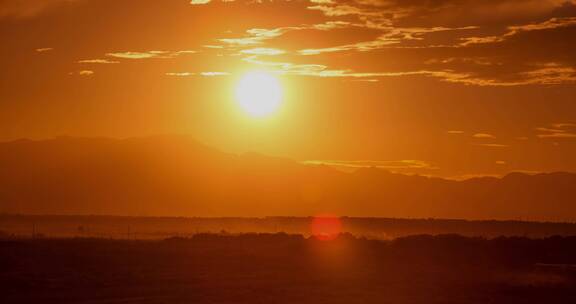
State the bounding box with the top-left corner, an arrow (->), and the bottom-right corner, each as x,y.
361,0 -> 576,27
349,78 -> 380,82
536,123 -> 576,138
425,57 -> 496,66
211,4 -> 574,87
311,21 -> 353,30
35,47 -> 53,52
307,4 -> 380,17
219,22 -> 353,47
553,122 -> 576,128
425,64 -> 576,86
200,72 -> 229,76
424,57 -> 544,87
243,56 -> 465,79
461,17 -> 576,46
240,48 -> 286,55
106,50 -> 196,59
78,59 -> 119,64
68,70 -> 94,76
447,130 -> 465,134
473,143 -> 509,148
281,5 -> 574,87
166,72 -> 195,76
107,52 -> 162,59
243,56 -> 505,84
298,25 -> 477,55
219,28 -> 292,46
21,1 -> 572,88
245,54 -> 576,86
536,127 -> 565,133
298,38 -> 397,55
165,72 -> 229,77
473,133 -> 496,139
303,159 -> 438,170
518,66 -> 576,85
538,133 -> 576,138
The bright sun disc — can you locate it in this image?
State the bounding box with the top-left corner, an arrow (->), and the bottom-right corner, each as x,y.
235,71 -> 282,117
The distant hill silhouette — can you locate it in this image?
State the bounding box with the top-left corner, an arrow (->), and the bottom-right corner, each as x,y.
0,136 -> 575,221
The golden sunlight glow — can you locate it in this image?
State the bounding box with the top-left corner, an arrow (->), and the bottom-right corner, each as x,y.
235,71 -> 282,118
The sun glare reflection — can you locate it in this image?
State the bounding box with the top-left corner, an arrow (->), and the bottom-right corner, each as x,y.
311,214 -> 342,241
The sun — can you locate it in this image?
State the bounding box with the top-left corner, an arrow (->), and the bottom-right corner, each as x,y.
235,71 -> 283,118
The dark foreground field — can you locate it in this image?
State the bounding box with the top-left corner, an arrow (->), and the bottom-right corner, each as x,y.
2,234 -> 576,304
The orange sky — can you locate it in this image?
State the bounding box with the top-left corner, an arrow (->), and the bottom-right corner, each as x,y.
1,0 -> 576,178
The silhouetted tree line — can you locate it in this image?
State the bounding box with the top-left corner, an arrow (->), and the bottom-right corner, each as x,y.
3,214 -> 576,239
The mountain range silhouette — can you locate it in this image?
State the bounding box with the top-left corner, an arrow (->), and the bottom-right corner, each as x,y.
1,135 -> 575,221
